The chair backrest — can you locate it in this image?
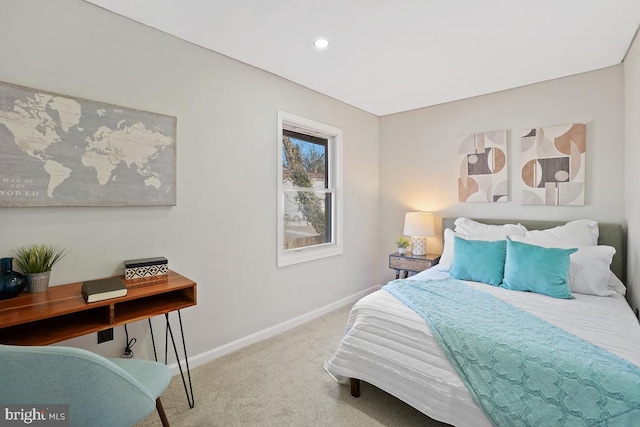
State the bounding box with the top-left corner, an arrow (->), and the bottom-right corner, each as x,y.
0,344 -> 166,427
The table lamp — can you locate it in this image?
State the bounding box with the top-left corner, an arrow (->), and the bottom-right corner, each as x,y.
403,212 -> 434,256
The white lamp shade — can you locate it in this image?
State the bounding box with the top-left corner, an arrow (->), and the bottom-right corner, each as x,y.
403,212 -> 435,237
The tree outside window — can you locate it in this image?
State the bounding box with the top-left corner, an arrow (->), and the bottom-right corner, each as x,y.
277,112 -> 342,267
282,130 -> 331,250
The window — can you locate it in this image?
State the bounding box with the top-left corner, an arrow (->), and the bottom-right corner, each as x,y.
277,111 -> 343,267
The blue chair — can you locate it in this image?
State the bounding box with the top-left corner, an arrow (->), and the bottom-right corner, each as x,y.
0,344 -> 171,427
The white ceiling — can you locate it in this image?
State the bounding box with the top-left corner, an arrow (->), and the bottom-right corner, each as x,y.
85,0 -> 640,116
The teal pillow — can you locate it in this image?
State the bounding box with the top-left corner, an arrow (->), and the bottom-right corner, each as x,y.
501,239 -> 577,299
450,236 -> 506,286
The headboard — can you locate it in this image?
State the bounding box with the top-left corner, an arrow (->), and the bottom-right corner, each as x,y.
442,218 -> 626,283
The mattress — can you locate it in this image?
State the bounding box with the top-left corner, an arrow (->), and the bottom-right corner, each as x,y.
324,268 -> 640,426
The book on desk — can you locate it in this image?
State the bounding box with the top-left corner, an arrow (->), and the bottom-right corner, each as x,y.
82,277 -> 127,303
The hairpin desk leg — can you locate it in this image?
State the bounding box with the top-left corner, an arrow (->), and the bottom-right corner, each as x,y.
165,311 -> 195,408
148,312 -> 195,409
149,318 -> 158,362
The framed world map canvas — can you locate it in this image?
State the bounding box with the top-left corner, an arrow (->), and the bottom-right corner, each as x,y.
0,80 -> 176,207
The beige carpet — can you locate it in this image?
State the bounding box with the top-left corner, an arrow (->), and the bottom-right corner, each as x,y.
136,304 -> 450,426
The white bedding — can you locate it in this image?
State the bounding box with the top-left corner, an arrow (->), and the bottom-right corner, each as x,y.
324,268 -> 640,426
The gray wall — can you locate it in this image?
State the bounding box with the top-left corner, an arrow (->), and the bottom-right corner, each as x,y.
379,66 -> 627,285
625,33 -> 640,312
0,0 -> 380,360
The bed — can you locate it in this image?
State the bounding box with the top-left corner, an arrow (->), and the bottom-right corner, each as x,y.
324,218 -> 640,426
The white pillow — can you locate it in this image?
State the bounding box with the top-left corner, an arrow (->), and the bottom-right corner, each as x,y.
454,218 -> 527,240
438,223 -> 524,272
522,219 -> 599,247
607,271 -> 626,296
567,246 -> 616,296
510,235 -> 615,296
437,228 -> 457,271
439,219 -> 527,272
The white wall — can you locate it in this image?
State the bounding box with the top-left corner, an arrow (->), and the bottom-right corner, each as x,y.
0,0 -> 380,361
1,0 -> 634,364
379,67 -> 627,284
625,33 -> 640,312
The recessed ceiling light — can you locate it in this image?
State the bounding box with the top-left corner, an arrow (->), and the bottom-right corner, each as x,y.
314,38 -> 330,49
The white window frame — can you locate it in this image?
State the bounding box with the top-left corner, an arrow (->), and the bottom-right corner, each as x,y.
277,111 -> 343,267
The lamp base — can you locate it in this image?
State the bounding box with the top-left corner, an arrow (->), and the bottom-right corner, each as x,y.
411,237 -> 427,256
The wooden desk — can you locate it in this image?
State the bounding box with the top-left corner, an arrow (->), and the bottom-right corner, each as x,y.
0,270 -> 197,408
0,270 -> 196,346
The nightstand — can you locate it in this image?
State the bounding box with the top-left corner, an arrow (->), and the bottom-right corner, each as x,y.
389,253 -> 440,279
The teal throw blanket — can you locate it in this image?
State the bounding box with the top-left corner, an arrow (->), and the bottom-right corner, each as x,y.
383,278 -> 640,427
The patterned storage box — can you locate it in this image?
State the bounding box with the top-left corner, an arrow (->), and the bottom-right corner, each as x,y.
124,257 -> 168,280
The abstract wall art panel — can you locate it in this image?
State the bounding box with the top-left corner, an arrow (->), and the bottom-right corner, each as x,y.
458,130 -> 508,202
520,123 -> 586,206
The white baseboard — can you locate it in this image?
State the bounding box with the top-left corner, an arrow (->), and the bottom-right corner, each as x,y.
166,285 -> 378,375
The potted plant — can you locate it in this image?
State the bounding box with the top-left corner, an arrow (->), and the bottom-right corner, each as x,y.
13,244 -> 68,293
395,236 -> 411,255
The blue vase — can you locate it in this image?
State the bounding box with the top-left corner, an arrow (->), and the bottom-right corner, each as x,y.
0,257 -> 26,300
